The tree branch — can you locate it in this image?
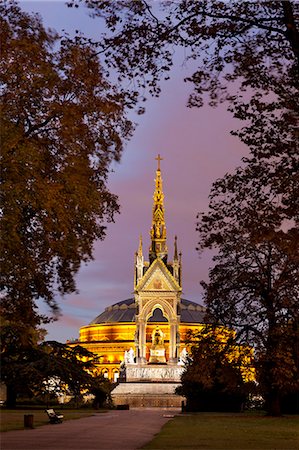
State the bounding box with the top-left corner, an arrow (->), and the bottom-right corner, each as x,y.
282,1 -> 299,67
141,0 -> 160,25
24,114 -> 58,137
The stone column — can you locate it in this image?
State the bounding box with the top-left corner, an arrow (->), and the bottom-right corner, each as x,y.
176,329 -> 180,360
168,320 -> 178,363
138,319 -> 147,363
134,321 -> 140,359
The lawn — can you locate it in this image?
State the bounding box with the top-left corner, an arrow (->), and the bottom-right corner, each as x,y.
142,413 -> 299,450
0,408 -> 105,432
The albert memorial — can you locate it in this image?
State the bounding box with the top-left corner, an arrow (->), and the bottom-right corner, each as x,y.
70,156 -> 206,407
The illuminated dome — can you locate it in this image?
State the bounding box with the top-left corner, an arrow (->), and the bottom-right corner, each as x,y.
77,296 -> 206,382
91,298 -> 205,324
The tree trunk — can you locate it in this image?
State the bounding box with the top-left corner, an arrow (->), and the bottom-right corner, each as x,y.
267,391 -> 281,416
6,384 -> 17,409
282,1 -> 299,67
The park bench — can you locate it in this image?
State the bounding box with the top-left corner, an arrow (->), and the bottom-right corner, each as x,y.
45,408 -> 64,424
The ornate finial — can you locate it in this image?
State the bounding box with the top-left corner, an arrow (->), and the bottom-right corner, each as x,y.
155,154 -> 163,171
149,155 -> 167,263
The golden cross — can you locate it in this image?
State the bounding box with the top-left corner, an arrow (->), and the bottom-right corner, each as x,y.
155,154 -> 163,170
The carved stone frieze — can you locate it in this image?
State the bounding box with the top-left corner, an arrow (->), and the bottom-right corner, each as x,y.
126,364 -> 184,382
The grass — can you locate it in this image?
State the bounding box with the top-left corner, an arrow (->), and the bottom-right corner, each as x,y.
142,412 -> 299,450
0,407 -> 106,432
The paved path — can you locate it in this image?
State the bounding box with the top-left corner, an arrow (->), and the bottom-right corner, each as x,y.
1,409 -> 178,450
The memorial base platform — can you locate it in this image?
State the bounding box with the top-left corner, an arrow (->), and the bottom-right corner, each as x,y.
111,364 -> 185,408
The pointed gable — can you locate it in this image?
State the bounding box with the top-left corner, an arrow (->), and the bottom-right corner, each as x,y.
136,258 -> 181,292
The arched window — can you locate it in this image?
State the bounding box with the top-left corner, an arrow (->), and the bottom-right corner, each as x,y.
102,368 -> 109,379
113,370 -> 119,383
148,307 -> 168,322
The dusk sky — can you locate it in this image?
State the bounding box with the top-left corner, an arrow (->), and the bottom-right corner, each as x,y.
21,1 -> 249,342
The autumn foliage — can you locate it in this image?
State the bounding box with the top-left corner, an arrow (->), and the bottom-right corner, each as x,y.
0,2 -> 135,325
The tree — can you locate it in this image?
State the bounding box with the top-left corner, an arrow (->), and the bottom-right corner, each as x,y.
70,1 -> 299,98
90,375 -> 114,409
0,2 -> 136,326
197,198 -> 299,416
38,342 -> 98,405
258,318 -> 299,414
0,317 -> 100,408
69,1 -> 298,222
176,325 -> 254,412
280,318 -> 299,414
0,318 -> 44,407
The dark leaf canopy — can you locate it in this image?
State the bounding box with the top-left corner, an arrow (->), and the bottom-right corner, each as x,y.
71,1 -> 299,227
71,1 -> 299,102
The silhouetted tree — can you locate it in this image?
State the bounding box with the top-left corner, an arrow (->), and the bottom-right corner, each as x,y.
258,318 -> 299,414
176,325 -> 254,412
90,375 -> 114,409
69,1 -> 298,223
197,201 -> 299,416
0,318 -> 99,408
0,319 -> 43,408
70,1 -> 299,99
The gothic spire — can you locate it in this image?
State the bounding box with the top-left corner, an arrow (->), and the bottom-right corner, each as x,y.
174,235 -> 178,260
138,234 -> 143,257
149,154 -> 168,263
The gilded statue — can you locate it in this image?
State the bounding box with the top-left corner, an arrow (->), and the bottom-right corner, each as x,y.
152,327 -> 164,347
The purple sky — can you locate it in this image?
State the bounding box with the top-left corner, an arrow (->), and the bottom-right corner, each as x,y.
21,1 -> 249,342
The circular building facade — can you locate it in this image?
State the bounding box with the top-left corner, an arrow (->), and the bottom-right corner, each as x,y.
78,298 -> 205,381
